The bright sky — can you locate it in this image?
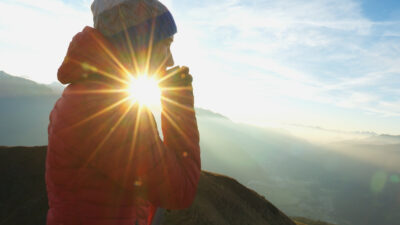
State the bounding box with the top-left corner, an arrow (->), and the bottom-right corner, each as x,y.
1,0 -> 400,135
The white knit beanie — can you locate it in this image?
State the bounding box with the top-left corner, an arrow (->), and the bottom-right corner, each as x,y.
91,0 -> 177,43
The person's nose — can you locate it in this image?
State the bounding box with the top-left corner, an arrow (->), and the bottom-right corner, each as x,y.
165,47 -> 174,67
166,54 -> 174,68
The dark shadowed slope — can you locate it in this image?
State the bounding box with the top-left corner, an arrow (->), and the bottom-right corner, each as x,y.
0,146 -> 296,225
163,171 -> 295,225
292,217 -> 336,225
0,146 -> 48,225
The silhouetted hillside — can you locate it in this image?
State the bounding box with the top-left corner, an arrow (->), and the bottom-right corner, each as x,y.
292,217 -> 336,225
163,171 -> 295,225
0,146 -> 296,225
0,146 -> 48,225
0,71 -> 56,97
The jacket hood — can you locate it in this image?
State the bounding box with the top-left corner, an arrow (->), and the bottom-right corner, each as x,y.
57,26 -> 123,84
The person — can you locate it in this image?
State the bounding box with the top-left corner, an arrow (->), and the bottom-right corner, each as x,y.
45,0 -> 201,224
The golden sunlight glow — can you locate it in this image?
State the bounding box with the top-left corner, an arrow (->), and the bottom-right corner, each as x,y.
128,74 -> 161,107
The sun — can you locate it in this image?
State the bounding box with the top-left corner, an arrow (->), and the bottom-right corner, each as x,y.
127,74 -> 161,107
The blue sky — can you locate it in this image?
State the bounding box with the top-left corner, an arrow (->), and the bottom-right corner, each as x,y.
0,0 -> 399,136
361,0 -> 400,21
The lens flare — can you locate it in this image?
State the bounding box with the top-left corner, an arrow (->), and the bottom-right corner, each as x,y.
128,74 -> 161,107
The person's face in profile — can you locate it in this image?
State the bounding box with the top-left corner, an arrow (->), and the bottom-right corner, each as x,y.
149,36 -> 174,76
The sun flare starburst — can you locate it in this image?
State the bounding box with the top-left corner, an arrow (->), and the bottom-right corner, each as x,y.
127,74 -> 161,107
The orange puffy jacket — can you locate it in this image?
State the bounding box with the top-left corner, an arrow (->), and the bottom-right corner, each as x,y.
46,26 -> 201,225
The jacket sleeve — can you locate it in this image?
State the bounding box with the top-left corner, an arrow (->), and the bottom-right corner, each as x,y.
137,81 -> 201,209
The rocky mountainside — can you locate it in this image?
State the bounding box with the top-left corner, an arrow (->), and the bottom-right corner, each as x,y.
0,146 -> 296,225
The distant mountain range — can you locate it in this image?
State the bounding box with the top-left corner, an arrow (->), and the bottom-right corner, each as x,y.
284,123 -> 400,145
1,70 -> 399,225
0,71 -> 62,97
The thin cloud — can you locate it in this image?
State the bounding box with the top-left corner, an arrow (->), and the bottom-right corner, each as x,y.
0,0 -> 91,83
174,0 -> 400,120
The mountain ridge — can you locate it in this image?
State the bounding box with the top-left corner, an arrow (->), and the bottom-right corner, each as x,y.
0,71 -> 57,97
